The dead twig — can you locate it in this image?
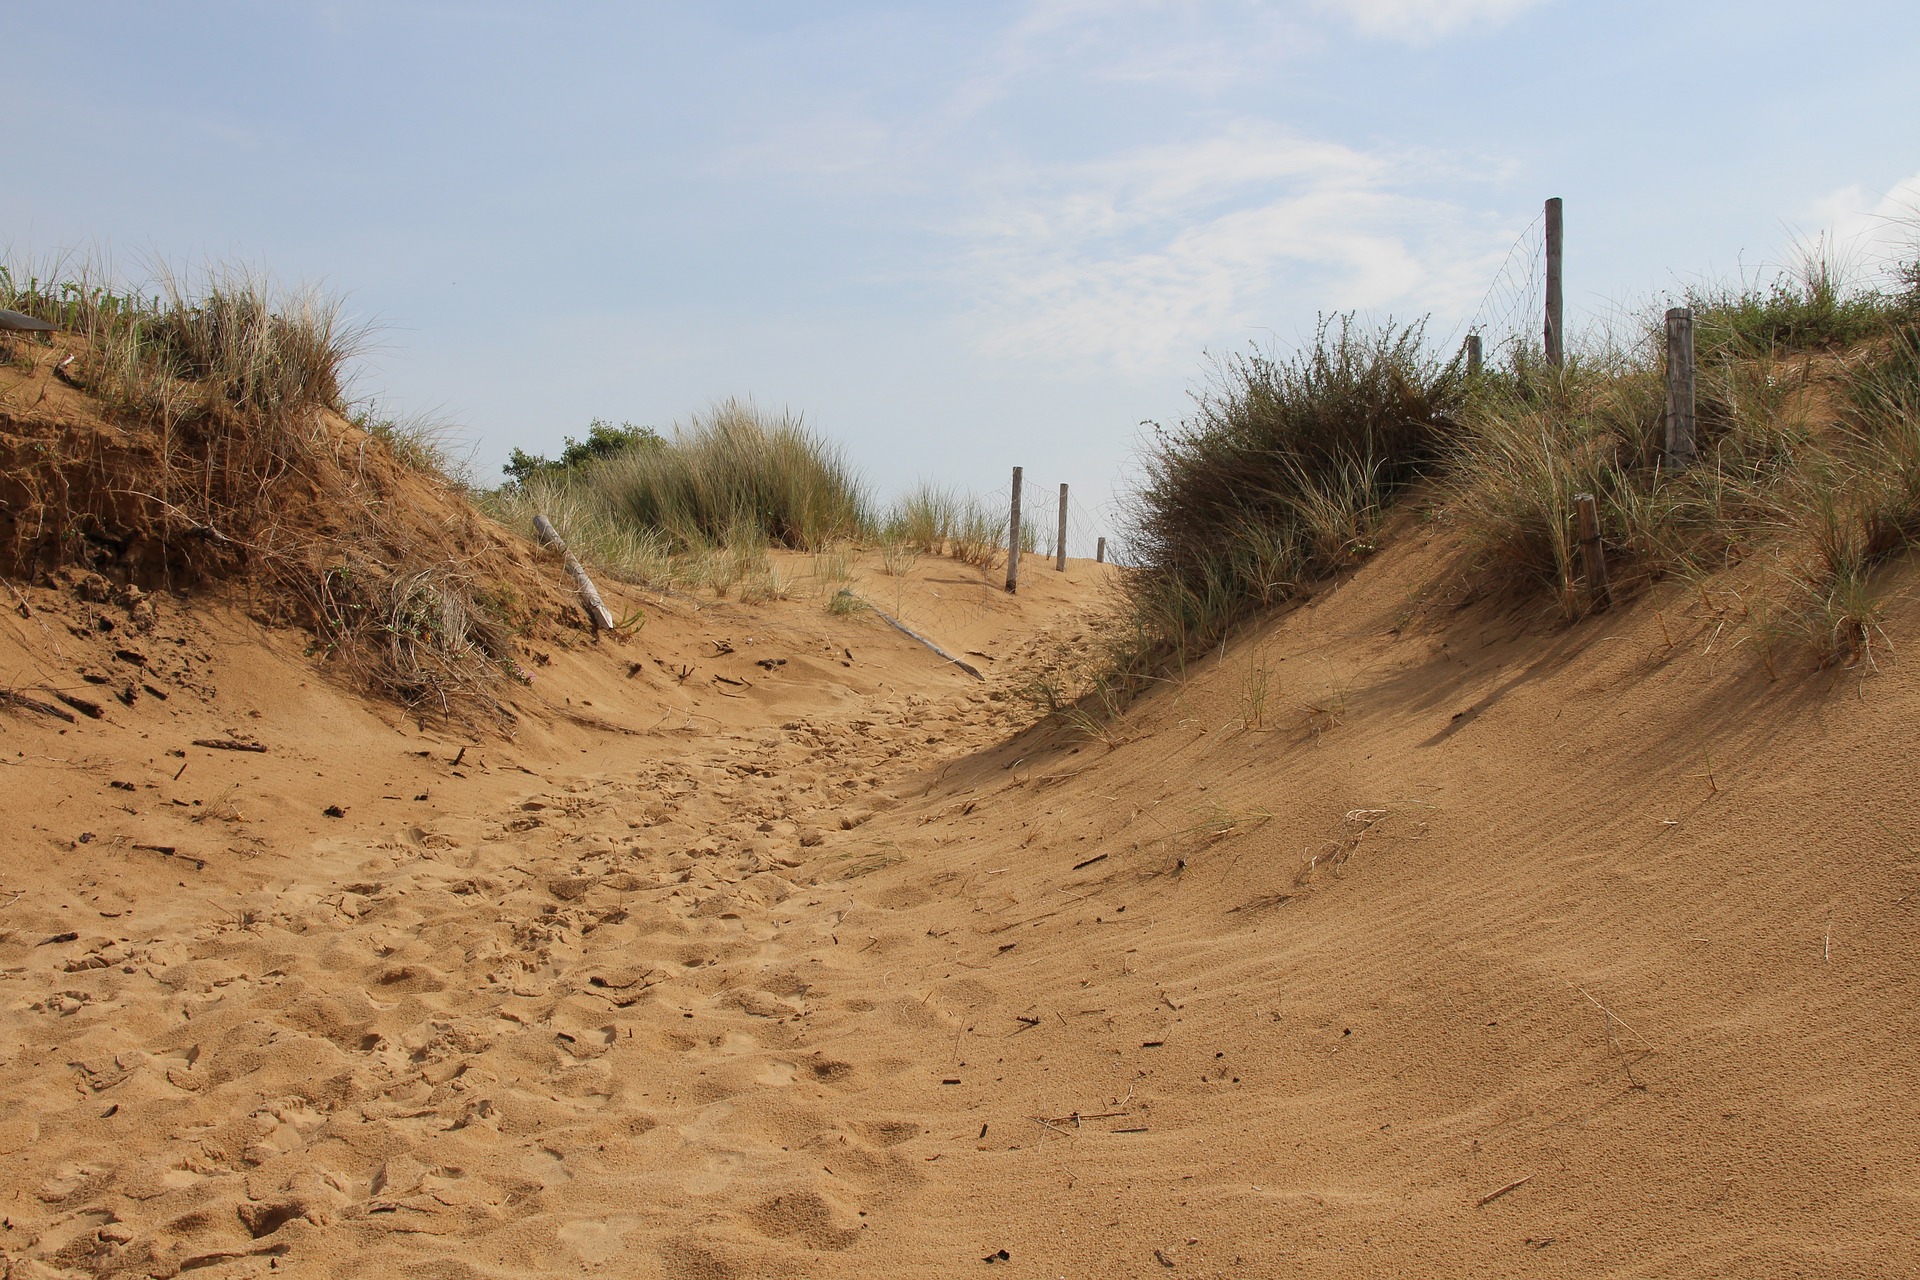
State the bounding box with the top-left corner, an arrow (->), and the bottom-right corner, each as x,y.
2,689 -> 76,723
1476,1175 -> 1533,1207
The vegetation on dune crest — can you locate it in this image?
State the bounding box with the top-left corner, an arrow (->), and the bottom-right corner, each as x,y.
1117,315 -> 1463,665
1096,246 -> 1920,706
486,404 -> 1011,602
0,258 -> 529,722
1446,255 -> 1920,661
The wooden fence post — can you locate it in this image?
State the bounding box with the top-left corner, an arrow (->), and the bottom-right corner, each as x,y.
1573,492 -> 1610,611
1465,333 -> 1483,377
1005,466 -> 1023,594
1544,196 -> 1564,369
1055,483 -> 1069,571
1096,536 -> 1106,564
1664,306 -> 1697,467
533,513 -> 618,634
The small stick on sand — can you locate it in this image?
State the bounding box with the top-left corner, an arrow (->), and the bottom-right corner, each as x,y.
193,738 -> 267,753
1477,1175 -> 1533,1207
1576,987 -> 1656,1049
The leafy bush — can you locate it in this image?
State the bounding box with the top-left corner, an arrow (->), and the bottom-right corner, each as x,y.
502,418 -> 663,488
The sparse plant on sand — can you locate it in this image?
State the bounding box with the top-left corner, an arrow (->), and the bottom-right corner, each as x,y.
1238,647 -> 1274,730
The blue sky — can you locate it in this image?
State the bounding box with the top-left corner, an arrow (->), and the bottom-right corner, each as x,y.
8,1 -> 1920,546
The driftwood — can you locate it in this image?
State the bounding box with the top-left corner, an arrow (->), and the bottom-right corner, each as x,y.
843,593 -> 983,680
532,514 -> 617,635
192,738 -> 267,752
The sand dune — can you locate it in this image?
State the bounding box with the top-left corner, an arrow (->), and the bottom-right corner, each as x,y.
3,522 -> 1918,1278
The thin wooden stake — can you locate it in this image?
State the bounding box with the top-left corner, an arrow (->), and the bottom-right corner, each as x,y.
1005,466 -> 1023,594
1055,483 -> 1069,571
534,513 -> 618,634
1544,196 -> 1564,368
1096,536 -> 1107,564
1465,333 -> 1483,377
1573,492 -> 1610,611
1664,306 -> 1697,467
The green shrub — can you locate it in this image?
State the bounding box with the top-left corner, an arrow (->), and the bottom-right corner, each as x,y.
502,418 -> 662,488
1120,315 -> 1462,660
1689,245 -> 1908,358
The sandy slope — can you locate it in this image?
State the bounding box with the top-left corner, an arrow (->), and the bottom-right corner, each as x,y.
3,528 -> 1918,1279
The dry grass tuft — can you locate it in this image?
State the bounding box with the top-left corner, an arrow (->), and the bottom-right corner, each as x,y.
1,257 -> 534,724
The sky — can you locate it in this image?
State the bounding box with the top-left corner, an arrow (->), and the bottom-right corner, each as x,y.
7,1 -> 1920,550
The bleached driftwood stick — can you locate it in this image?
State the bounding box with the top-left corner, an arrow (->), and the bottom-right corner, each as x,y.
533,513 -> 617,634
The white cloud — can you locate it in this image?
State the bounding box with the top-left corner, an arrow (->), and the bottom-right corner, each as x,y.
958,121 -> 1512,373
1802,170 -> 1920,283
1316,0 -> 1547,42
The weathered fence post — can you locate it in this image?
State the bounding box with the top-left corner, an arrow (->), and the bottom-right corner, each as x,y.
1544,196 -> 1564,369
533,513 -> 618,635
1096,536 -> 1107,564
1005,466 -> 1023,594
1573,492 -> 1610,611
1465,333 -> 1483,377
1664,306 -> 1697,467
1055,483 -> 1069,571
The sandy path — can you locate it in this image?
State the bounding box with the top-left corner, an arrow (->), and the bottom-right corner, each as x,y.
6,534 -> 1920,1278
0,556 -> 1117,1278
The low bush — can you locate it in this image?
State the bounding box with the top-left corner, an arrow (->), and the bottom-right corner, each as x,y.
1118,315 -> 1462,662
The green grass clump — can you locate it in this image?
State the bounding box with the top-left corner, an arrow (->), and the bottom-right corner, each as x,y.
480,400 -> 869,599
591,399 -> 868,551
880,484 -> 1004,567
1689,244 -> 1913,359
1120,314 -> 1462,660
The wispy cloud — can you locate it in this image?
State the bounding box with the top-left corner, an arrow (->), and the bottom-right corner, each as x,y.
945,0 -> 1316,119
1314,0 -> 1548,42
958,121 -> 1513,373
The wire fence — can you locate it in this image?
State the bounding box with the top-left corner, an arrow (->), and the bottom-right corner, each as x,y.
1456,207 -> 1549,369
881,197 -> 1571,637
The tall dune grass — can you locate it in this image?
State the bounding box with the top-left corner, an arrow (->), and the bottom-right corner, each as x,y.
879,484 -> 1003,567
1444,260 -> 1920,662
1117,315 -> 1462,664
589,400 -> 868,551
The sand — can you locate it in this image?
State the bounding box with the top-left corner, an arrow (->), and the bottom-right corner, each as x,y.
3,528 -> 1918,1278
